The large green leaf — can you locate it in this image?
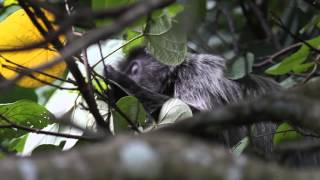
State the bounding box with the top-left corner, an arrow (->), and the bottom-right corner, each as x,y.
266,36 -> 320,75
147,13 -> 172,36
147,21 -> 187,65
145,0 -> 202,66
112,96 -> 147,133
0,100 -> 54,140
145,0 -> 205,65
292,62 -> 314,73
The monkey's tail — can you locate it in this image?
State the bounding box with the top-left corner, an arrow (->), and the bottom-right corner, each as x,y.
230,75 -> 281,153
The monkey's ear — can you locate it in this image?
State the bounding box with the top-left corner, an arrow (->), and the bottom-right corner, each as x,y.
127,46 -> 147,60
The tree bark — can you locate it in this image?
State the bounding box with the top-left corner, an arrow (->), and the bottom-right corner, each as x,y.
0,133 -> 319,180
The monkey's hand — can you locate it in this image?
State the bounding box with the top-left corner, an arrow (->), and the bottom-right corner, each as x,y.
104,65 -> 122,84
105,65 -> 148,95
104,65 -> 170,117
104,65 -> 136,93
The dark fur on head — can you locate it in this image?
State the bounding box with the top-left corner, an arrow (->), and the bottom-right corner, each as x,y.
118,48 -> 172,95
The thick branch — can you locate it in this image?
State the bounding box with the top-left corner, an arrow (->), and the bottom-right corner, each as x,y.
0,134 -> 319,180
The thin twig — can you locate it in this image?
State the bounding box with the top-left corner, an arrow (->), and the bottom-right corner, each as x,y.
19,0 -> 110,131
0,55 -> 75,84
3,65 -> 77,90
302,63 -> 318,84
0,114 -> 101,141
254,42 -> 302,67
271,14 -> 320,54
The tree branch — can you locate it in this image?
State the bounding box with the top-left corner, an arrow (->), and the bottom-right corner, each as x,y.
163,78 -> 320,137
0,134 -> 319,180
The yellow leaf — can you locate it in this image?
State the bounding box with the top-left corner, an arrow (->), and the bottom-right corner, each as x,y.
0,9 -> 66,88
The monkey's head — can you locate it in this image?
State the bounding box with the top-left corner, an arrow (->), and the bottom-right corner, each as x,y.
117,47 -> 172,94
104,47 -> 173,116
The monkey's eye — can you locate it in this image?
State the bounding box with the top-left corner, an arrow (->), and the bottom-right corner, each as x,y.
130,62 -> 140,75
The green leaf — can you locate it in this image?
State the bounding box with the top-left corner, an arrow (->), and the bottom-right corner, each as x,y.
266,36 -> 320,75
93,78 -> 108,93
112,96 -> 147,133
292,63 -> 314,73
92,0 -> 131,10
147,13 -> 172,36
147,21 -> 187,65
0,100 -> 54,140
226,53 -> 254,80
266,48 -> 309,75
123,30 -> 145,55
8,134 -> 28,152
158,98 -> 193,124
0,85 -> 37,103
32,144 -> 62,154
273,123 -> 303,145
231,136 -> 250,156
166,3 -> 184,18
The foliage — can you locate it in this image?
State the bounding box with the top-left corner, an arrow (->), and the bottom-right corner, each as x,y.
0,0 -> 317,163
266,36 -> 320,75
112,96 -> 147,133
0,100 -> 54,152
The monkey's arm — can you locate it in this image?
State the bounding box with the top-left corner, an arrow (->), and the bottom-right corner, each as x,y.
104,65 -> 170,116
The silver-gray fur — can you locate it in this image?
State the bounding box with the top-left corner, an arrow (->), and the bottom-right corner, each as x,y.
119,50 -> 279,111
107,49 -> 279,150
171,54 -> 279,110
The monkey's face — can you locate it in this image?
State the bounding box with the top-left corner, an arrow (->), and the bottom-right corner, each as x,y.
119,49 -> 171,94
